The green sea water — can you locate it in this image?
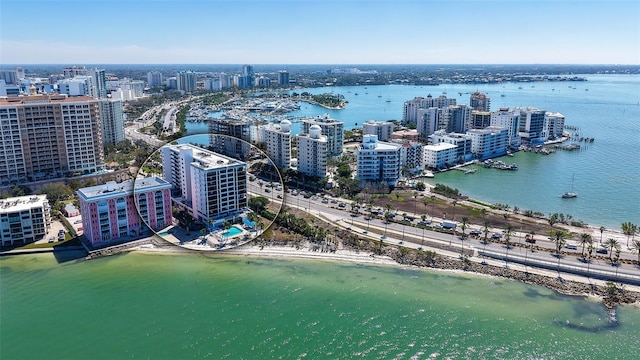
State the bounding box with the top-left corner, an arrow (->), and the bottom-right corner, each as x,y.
2,252 -> 640,359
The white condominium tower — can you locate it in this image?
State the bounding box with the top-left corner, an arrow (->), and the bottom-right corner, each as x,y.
99,99 -> 125,146
490,107 -> 521,148
0,195 -> 52,246
297,125 -> 328,178
363,120 -> 394,141
161,144 -> 248,224
0,94 -> 104,185
263,120 -> 291,169
356,134 -> 401,186
302,114 -> 344,157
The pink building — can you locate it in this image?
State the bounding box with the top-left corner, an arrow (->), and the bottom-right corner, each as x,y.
77,177 -> 172,247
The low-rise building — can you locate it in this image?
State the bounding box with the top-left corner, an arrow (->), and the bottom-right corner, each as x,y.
423,142 -> 457,169
0,195 -> 52,246
391,129 -> 420,141
77,177 -> 172,247
428,130 -> 473,162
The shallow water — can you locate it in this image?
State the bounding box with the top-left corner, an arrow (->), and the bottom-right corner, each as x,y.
2,252 -> 639,359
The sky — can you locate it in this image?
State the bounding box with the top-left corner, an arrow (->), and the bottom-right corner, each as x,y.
1,0 -> 639,65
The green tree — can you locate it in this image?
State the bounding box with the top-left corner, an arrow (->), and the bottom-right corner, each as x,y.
622,222 -> 637,248
599,226 -> 606,245
604,238 -> 620,262
552,230 -> 567,256
632,240 -> 640,264
548,213 -> 559,227
579,233 -> 593,259
35,182 -> 74,210
461,217 -> 469,238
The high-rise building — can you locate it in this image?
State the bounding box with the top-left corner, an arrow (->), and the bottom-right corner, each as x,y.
470,92 -> 491,111
394,140 -> 423,175
90,68 -> 108,99
428,130 -> 473,162
0,70 -> 18,85
0,195 -> 52,246
57,76 -> 94,97
402,94 -> 456,125
277,70 -> 289,86
470,110 -> 492,129
467,126 -> 509,160
302,114 -> 344,157
176,71 -> 197,93
363,120 -> 394,141
297,125 -> 328,178
63,66 -> 87,78
356,134 -> 401,186
161,144 -> 248,226
147,71 -> 164,88
219,73 -> 232,89
166,77 -> 177,89
416,107 -> 441,141
99,99 -> 125,146
442,105 -> 472,134
545,112 -> 565,140
208,119 -> 252,159
517,107 -> 547,144
15,67 -> 25,80
77,177 -> 172,246
0,95 -> 104,185
263,120 -> 291,169
490,107 -> 521,148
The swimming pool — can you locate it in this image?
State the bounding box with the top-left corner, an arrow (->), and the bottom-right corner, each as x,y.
221,226 -> 243,237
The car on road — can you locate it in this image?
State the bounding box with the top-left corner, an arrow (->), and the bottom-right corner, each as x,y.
491,232 -> 502,239
264,188 -> 271,193
277,194 -> 282,199
469,230 -> 482,236
596,246 -> 608,254
564,243 -> 578,250
321,198 -> 329,204
48,236 -> 56,243
338,202 -> 346,208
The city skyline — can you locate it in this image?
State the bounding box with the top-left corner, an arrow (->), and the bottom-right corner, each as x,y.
1,0 -> 638,65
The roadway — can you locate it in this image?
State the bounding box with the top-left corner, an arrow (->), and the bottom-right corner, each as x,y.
283,191 -> 640,285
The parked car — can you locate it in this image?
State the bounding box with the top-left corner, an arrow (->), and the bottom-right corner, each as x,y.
48,236 -> 56,243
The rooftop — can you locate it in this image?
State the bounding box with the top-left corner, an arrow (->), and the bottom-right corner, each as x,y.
0,195 -> 49,213
0,94 -> 95,106
77,176 -> 171,200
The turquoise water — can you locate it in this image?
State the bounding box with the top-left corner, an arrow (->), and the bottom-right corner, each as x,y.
2,252 -> 640,359
186,74 -> 639,228
222,226 -> 242,237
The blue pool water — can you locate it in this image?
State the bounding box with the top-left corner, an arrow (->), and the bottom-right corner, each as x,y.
222,226 -> 242,237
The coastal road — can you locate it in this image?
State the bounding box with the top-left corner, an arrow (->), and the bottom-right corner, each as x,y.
284,192 -> 640,285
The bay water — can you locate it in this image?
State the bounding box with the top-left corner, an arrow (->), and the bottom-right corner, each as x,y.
2,252 -> 640,359
187,74 -> 640,228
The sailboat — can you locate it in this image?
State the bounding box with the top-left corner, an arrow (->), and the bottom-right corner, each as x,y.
561,174 -> 577,198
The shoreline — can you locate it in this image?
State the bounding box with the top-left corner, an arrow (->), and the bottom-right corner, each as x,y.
131,241 -> 640,315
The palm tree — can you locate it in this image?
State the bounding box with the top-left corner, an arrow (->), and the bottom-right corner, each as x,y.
553,230 -> 566,256
504,225 -> 513,268
579,233 -> 593,259
452,199 -> 458,221
420,214 -> 427,247
422,197 -> 430,220
482,221 -> 490,245
413,191 -> 419,217
632,240 -> 640,264
461,217 -> 469,239
605,238 -> 620,263
622,222 -> 637,248
599,226 -> 606,245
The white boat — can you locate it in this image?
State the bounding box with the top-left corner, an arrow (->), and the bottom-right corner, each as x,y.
561,174 -> 578,198
423,171 -> 435,178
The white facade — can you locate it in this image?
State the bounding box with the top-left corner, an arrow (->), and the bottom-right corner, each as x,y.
263,120 -> 291,169
428,130 -> 473,162
297,125 -> 328,178
395,141 -> 423,175
302,114 -> 344,157
177,71 -> 197,93
490,107 -> 521,148
545,112 -> 565,140
416,107 -> 441,141
356,134 -> 401,186
161,144 -> 248,223
403,95 -> 456,124
422,143 -> 458,169
147,71 -> 163,88
99,99 -> 125,146
57,76 -> 93,97
517,106 -> 547,144
467,126 -> 508,160
0,195 -> 51,246
363,120 -> 394,141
